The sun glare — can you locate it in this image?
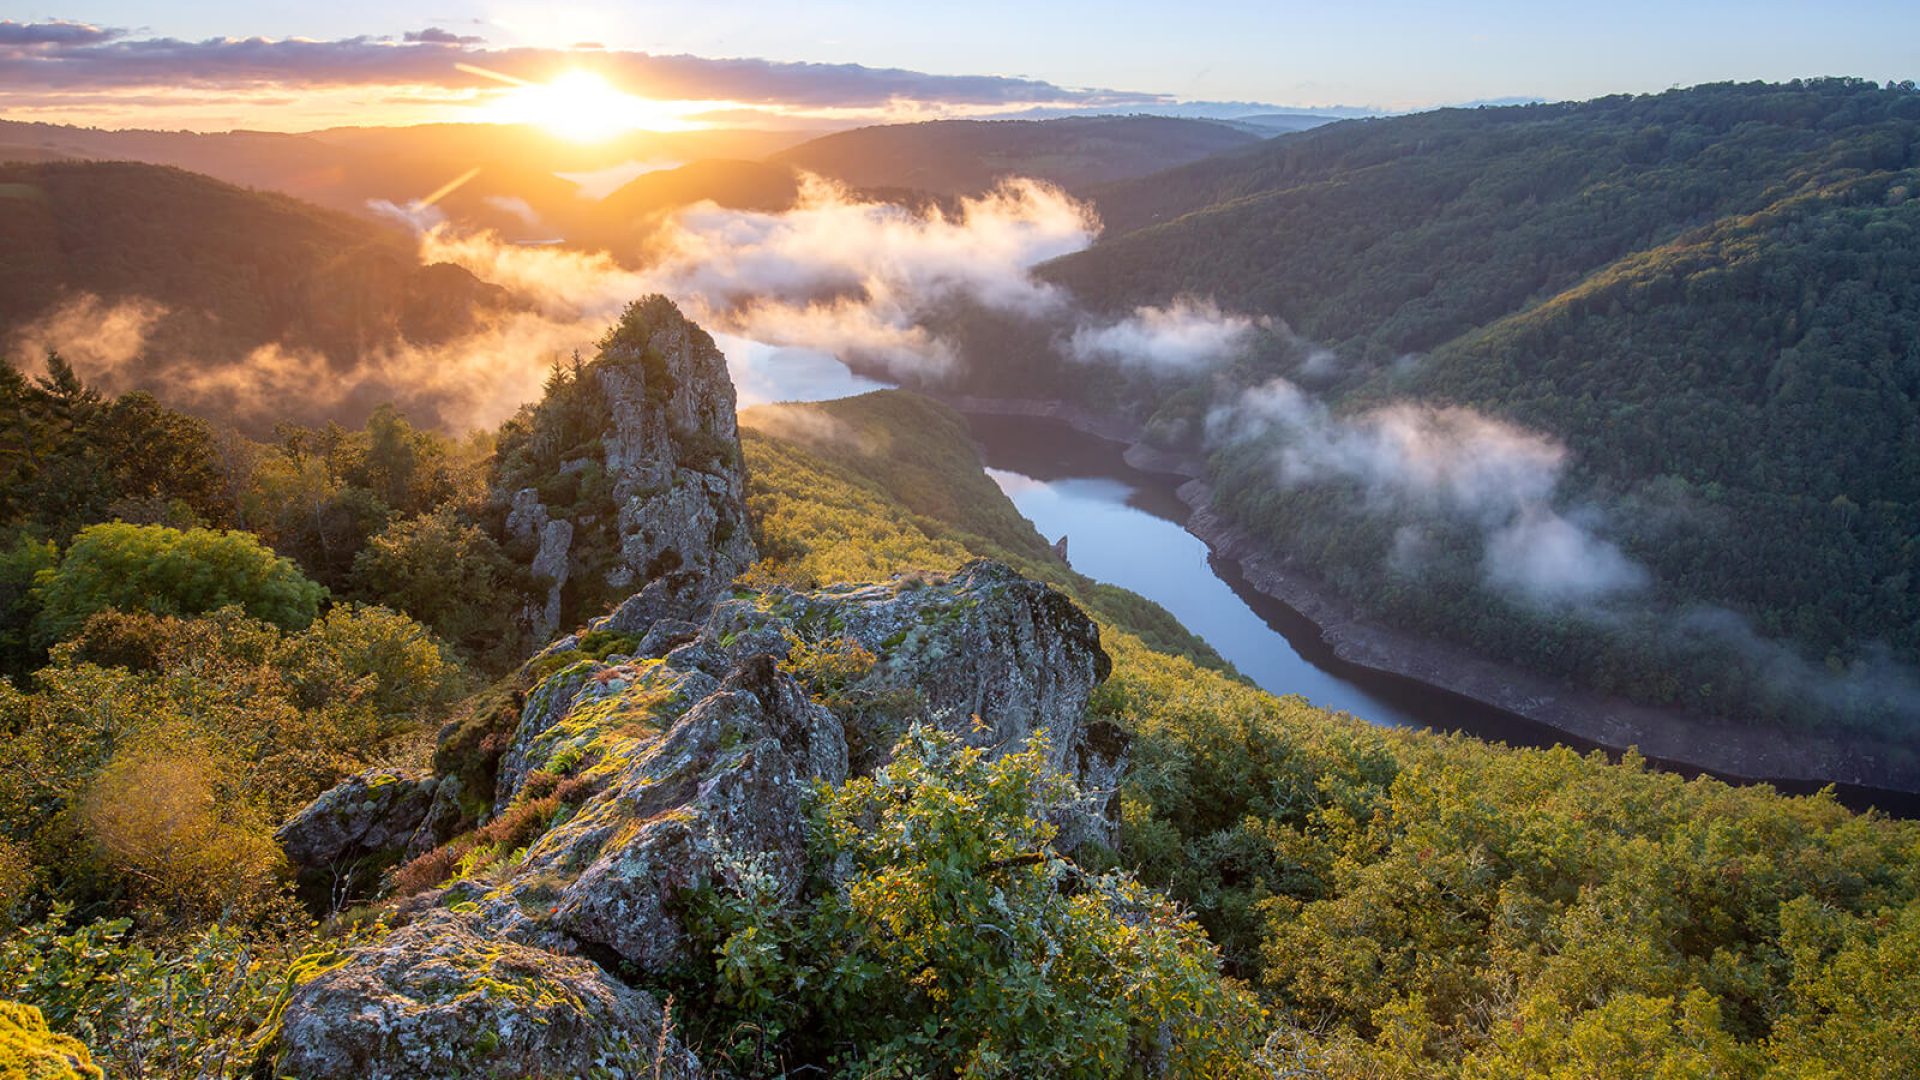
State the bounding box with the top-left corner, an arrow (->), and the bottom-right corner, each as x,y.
489,70 -> 706,140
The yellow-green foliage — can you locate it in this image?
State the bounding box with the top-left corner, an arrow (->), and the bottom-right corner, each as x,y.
0,1002 -> 99,1080
741,421 -> 977,587
0,901 -> 342,1079
745,390 -> 1920,1075
700,725 -> 1263,1077
1098,632 -> 1920,1077
32,522 -> 325,644
742,390 -> 1227,667
0,605 -> 460,926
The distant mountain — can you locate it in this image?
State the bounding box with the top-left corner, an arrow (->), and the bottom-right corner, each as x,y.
771,115 -> 1263,195
0,121 -> 813,241
0,160 -> 513,427
1220,113 -> 1345,135
1018,79 -> 1920,735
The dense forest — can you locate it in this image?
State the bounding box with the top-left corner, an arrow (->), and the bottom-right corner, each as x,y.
981,79 -> 1920,735
771,116 -> 1262,195
0,161 -> 515,429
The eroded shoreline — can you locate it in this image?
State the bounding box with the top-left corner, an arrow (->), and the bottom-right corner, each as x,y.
940,393 -> 1920,798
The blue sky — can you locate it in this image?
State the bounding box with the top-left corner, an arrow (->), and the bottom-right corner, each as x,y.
3,1 -> 1916,129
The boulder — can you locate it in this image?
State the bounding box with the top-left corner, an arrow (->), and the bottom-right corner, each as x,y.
691,560 -> 1124,844
510,655 -> 847,971
276,769 -> 438,872
273,911 -> 702,1080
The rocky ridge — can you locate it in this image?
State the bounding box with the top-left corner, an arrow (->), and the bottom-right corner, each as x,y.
270,560 -> 1119,1077
496,296 -> 757,645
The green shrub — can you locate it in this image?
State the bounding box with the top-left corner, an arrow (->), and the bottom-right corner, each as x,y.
33,524 -> 322,644
348,509 -> 520,661
0,903 -> 323,1078
693,725 -> 1261,1077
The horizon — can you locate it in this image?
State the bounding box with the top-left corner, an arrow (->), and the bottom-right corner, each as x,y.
3,2 -> 1916,135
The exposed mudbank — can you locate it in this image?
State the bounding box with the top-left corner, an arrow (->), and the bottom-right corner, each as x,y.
938,394 -> 1920,800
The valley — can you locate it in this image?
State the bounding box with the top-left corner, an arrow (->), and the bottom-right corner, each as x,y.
1,29 -> 1918,1073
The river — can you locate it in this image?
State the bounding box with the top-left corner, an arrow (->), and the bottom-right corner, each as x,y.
726,349 -> 1919,815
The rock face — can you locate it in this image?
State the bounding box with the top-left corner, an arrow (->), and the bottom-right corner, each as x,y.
494,296 -> 755,644
276,911 -> 701,1080
275,769 -> 461,875
682,560 -> 1122,844
272,561 -> 1116,1077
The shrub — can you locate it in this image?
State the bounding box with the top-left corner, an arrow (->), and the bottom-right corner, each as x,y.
33,524 -> 322,645
348,509 -> 519,660
81,739 -> 282,926
0,902 -> 328,1078
696,725 -> 1262,1077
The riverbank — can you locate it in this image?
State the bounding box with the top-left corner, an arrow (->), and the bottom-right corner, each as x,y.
939,393 -> 1920,797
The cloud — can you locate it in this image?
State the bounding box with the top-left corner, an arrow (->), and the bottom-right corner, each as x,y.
0,22 -> 1172,112
558,160 -> 680,201
1066,297 -> 1262,373
1484,508 -> 1648,603
1668,606 -> 1920,722
117,175 -> 1088,428
421,174 -> 1098,381
403,28 -> 485,46
157,310 -> 603,434
0,20 -> 120,47
367,197 -> 448,232
481,195 -> 543,228
8,294 -> 166,374
1202,370 -> 1919,720
1208,377 -> 1645,606
737,404 -> 879,454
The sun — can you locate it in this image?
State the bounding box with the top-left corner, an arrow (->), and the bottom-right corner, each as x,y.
485,70 -> 706,141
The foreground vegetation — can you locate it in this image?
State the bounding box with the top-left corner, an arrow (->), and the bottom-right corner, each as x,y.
0,367 -> 1913,1075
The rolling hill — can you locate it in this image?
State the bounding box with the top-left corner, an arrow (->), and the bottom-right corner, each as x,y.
0,160 -> 514,428
1014,79 -> 1920,735
0,120 -> 815,242
771,115 -> 1264,194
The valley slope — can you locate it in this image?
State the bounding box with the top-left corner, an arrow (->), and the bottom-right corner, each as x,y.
959,79 -> 1920,743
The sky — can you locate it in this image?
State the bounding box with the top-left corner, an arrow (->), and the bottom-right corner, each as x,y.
2,1 -> 1917,132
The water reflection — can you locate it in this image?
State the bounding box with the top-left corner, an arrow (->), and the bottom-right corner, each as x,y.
989,466 -> 1426,726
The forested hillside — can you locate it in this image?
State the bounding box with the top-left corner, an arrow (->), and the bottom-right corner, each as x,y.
1019,79 -> 1920,735
0,161 -> 514,427
773,115 -> 1263,194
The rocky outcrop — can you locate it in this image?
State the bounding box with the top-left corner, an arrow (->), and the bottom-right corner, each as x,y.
275,911 -> 701,1080
275,769 -> 461,876
272,561 -> 1115,1077
494,296 -> 756,644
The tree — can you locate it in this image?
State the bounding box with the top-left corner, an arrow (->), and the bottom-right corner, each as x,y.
32,523 -> 323,644
0,535 -> 55,679
348,509 -> 518,659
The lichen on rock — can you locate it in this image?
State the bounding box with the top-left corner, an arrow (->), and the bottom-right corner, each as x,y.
273,547 -> 1118,1073
490,295 -> 756,646
273,911 -> 701,1080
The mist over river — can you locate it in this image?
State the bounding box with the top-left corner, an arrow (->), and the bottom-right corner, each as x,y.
729,348 -> 1920,817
